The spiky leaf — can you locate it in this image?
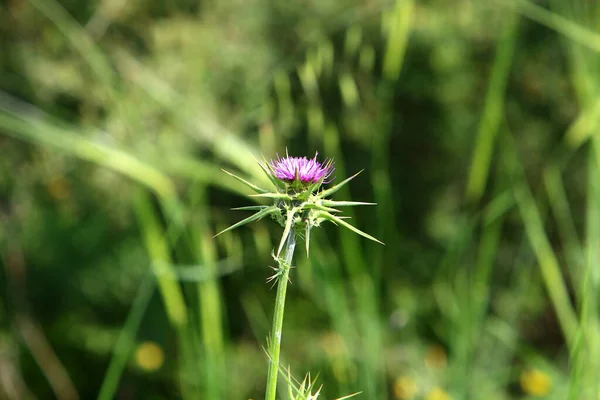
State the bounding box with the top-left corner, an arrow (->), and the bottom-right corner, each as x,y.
336,392 -> 362,399
276,208 -> 296,257
231,205 -> 270,211
249,192 -> 293,200
318,211 -> 384,244
303,203 -> 341,213
296,179 -> 325,200
316,170 -> 363,199
222,169 -> 269,194
287,370 -> 295,400
305,224 -> 312,256
321,200 -> 376,207
214,206 -> 279,237
254,155 -> 286,191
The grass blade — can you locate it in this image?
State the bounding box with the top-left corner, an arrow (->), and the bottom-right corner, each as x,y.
134,190 -> 188,328
465,11 -> 519,203
513,183 -> 578,346
97,276 -> 156,400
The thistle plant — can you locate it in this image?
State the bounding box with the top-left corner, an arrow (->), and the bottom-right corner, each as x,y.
216,151 -> 382,400
284,370 -> 360,400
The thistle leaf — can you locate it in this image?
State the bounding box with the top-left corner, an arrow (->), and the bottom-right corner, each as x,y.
249,192 -> 292,200
222,169 -> 269,194
303,203 -> 341,213
214,206 -> 278,237
287,370 -> 295,400
296,190 -> 311,201
276,208 -> 296,257
305,224 -> 311,256
336,392 -> 362,399
319,211 -> 384,245
316,170 -> 363,199
231,205 -> 270,211
321,200 -> 376,207
253,154 -> 286,191
296,174 -> 329,200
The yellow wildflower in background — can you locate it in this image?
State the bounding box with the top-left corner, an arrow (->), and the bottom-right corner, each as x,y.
393,376 -> 418,399
320,331 -> 345,358
520,369 -> 551,397
46,176 -> 71,200
135,341 -> 165,372
425,387 -> 452,400
424,345 -> 447,370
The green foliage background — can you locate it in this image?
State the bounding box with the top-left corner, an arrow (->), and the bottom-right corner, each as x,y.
1,0 -> 599,399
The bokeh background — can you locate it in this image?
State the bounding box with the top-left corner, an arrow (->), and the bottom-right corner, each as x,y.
1,0 -> 600,399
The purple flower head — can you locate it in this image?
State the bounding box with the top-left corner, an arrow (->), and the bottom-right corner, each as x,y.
270,152 -> 334,184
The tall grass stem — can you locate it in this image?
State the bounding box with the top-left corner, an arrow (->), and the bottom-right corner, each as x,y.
97,276 -> 155,400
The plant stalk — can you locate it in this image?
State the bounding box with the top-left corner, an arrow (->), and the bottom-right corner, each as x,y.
265,229 -> 296,400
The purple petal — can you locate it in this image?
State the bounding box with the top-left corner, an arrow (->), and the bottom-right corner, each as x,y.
269,152 -> 334,183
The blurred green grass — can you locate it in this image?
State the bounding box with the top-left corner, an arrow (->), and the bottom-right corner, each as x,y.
1,0 -> 600,399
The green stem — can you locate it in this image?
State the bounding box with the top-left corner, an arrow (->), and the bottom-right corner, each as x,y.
265,229 -> 296,400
